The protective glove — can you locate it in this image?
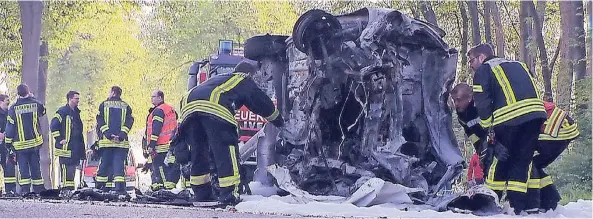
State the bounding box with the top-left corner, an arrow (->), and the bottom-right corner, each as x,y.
141,162 -> 152,174
7,148 -> 16,164
142,150 -> 150,159
493,142 -> 509,162
478,141 -> 493,170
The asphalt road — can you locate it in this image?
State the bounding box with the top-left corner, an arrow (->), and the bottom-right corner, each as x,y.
0,199 -> 285,218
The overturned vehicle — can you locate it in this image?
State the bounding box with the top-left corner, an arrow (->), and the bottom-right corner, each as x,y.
240,7 -> 466,204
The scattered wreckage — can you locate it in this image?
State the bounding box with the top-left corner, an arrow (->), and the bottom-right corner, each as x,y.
239,7 -> 500,214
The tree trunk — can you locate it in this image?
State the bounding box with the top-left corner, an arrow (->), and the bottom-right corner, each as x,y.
491,1 -> 505,56
519,1 -> 535,73
419,1 -> 438,27
587,1 -> 592,77
467,0 -> 481,45
19,0 -> 49,189
458,1 -> 470,82
558,1 -> 576,110
573,1 -> 587,80
527,1 -> 553,101
483,0 -> 493,44
38,40 -> 51,189
19,1 -> 43,94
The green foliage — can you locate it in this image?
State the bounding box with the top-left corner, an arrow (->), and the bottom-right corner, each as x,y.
548,77 -> 592,204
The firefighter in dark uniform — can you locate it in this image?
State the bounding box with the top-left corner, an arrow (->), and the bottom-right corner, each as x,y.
145,90 -> 180,191
0,94 -> 18,196
50,91 -> 85,194
5,84 -> 47,194
468,44 -> 547,215
95,86 -> 134,195
174,60 -> 283,205
527,101 -> 579,212
451,83 -> 509,176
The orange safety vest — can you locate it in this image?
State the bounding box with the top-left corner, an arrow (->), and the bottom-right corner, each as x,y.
146,103 -> 177,148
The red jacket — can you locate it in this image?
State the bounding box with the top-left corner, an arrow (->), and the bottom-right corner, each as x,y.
467,153 -> 484,181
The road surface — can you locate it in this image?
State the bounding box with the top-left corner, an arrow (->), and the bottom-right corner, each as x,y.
0,199 -> 286,218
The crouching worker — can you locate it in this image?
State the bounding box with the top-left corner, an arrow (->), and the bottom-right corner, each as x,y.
174,60 -> 284,205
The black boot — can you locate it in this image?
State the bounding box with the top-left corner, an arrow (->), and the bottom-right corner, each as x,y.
192,184 -> 216,202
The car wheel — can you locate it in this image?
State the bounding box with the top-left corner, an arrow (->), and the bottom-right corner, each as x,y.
292,9 -> 342,60
244,34 -> 290,62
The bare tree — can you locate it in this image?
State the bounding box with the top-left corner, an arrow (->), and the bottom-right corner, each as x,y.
558,1 -> 587,110
490,1 -> 505,56
519,1 -> 535,73
419,1 -> 438,27
467,0 -> 481,45
457,1 -> 469,82
526,1 -> 553,100
18,0 -> 51,189
483,1 -> 492,44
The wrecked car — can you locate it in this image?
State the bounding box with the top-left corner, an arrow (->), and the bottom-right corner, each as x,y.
241,7 -> 464,202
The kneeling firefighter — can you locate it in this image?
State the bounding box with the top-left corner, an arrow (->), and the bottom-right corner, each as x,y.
172,60 -> 284,205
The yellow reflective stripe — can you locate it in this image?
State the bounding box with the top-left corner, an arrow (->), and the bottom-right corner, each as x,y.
153,116 -> 164,123
492,65 -> 516,104
54,148 -> 72,158
121,126 -> 130,134
209,74 -> 245,104
104,105 -> 110,129
4,177 -> 17,183
469,134 -> 480,145
159,166 -> 168,187
155,143 -> 170,153
13,136 -> 43,150
19,178 -> 31,185
7,115 -> 14,124
100,125 -> 109,132
486,157 -> 506,191
544,108 -> 567,137
53,113 -> 62,123
96,176 -> 108,182
164,182 -> 176,189
5,137 -> 11,144
220,145 -> 240,188
98,139 -> 129,148
181,100 -> 237,126
114,176 -> 125,182
190,174 -> 211,186
507,181 -> 528,193
64,116 -> 71,151
61,164 -> 66,187
120,107 -> 126,132
540,175 -> 553,188
528,178 -> 541,189
64,181 -> 75,187
16,114 -> 24,143
481,98 -> 545,128
33,111 -> 39,138
472,85 -> 483,93
51,131 -> 61,138
106,182 -> 115,188
539,124 -> 580,140
150,135 -> 159,141
520,62 -> 541,99
265,108 -> 279,121
31,179 -> 44,185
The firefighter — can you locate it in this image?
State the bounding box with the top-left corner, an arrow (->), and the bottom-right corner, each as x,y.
468,44 -> 547,215
50,91 -> 85,195
174,60 -> 283,205
0,94 -> 18,197
528,101 -> 580,212
5,84 -> 47,195
451,83 -> 508,186
95,86 -> 134,195
145,90 -> 180,191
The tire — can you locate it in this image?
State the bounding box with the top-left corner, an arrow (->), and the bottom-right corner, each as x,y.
244,34 -> 289,61
292,9 -> 342,60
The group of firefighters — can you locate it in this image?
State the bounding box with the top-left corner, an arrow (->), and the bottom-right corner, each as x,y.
0,60 -> 282,207
454,43 -> 580,215
0,43 -> 582,212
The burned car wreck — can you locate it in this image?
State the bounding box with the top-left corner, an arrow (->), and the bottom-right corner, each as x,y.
241,7 -> 465,203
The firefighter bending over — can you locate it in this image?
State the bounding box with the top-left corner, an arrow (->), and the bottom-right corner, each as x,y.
95,86 -> 134,196
175,60 -> 284,205
469,43 -> 547,215
5,84 -> 47,195
145,90 -> 180,191
50,91 -> 85,196
526,101 -> 580,212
